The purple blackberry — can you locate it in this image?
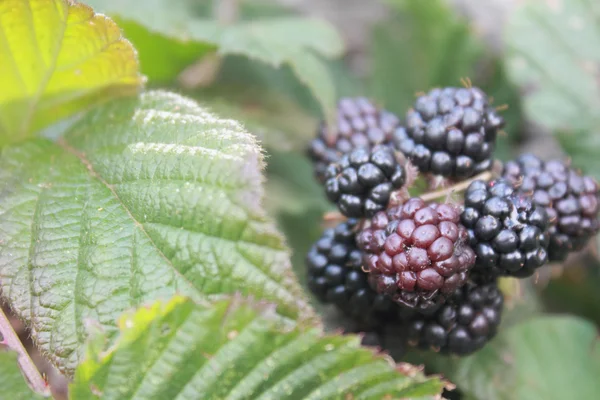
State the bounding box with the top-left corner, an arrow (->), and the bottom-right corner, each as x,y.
306,219 -> 397,326
461,179 -> 550,278
503,154 -> 600,261
307,97 -> 401,182
393,87 -> 504,178
324,146 -> 406,218
407,281 -> 503,355
357,198 -> 476,313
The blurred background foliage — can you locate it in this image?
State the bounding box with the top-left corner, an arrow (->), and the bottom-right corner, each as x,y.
81,0 -> 600,398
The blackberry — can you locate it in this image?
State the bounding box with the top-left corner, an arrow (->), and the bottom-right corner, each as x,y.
324,146 -> 406,218
307,97 -> 401,182
306,219 -> 397,326
393,87 -> 504,178
406,281 -> 503,355
461,179 -> 550,278
357,198 -> 475,313
503,154 -> 600,261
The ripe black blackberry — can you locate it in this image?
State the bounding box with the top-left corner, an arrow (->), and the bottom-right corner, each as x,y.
307,97 -> 401,182
393,87 -> 504,178
356,198 -> 476,313
406,281 -> 503,355
503,154 -> 600,261
306,219 -> 397,326
461,179 -> 550,278
324,146 -> 406,218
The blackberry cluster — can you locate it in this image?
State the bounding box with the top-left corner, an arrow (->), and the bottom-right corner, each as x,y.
393,87 -> 504,178
406,281 -> 503,355
503,154 -> 600,261
324,146 -> 406,218
356,198 -> 476,313
307,97 -> 401,182
306,219 -> 396,326
461,179 -> 549,278
305,85 -> 600,359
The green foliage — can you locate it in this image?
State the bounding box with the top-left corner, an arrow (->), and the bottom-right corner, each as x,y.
0,91 -> 312,374
70,296 -> 446,400
417,316 -> 600,400
194,85 -> 318,152
369,0 -> 523,160
0,0 -> 143,143
370,0 -> 483,115
506,0 -> 600,175
86,0 -> 344,121
1,0 -> 599,398
0,350 -> 47,399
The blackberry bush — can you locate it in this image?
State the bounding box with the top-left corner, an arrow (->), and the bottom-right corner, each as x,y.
406,281 -> 503,355
324,145 -> 406,218
357,198 -> 475,313
307,97 -> 401,182
503,154 -> 600,261
306,219 -> 397,326
393,87 -> 504,179
461,179 -> 550,278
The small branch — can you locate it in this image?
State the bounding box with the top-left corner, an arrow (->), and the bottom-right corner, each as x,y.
178,0 -> 240,89
214,0 -> 239,24
0,307 -> 49,395
320,164 -> 499,224
420,170 -> 493,202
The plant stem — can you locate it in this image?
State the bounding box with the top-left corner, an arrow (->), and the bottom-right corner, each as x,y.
0,307 -> 49,395
420,170 -> 493,202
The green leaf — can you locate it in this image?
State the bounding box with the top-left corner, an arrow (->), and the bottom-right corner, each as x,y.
0,0 -> 143,143
0,350 -> 47,399
370,0 -> 484,115
70,296 -> 446,400
505,0 -> 600,176
542,262 -> 600,327
193,85 -> 317,152
86,0 -> 343,120
0,90 -> 313,374
423,316 -> 600,400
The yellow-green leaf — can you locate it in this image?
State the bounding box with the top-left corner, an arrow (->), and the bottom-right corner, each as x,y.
0,0 -> 144,143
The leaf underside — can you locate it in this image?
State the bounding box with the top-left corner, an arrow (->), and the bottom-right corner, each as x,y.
0,90 -> 313,374
428,316 -> 600,400
505,0 -> 600,175
70,296 -> 445,400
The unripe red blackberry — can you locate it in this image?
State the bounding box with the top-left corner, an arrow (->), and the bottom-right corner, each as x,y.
307,98 -> 401,182
357,198 -> 476,313
406,281 -> 503,355
324,146 -> 406,218
461,179 -> 550,278
393,87 -> 504,179
503,154 -> 600,261
306,219 -> 397,326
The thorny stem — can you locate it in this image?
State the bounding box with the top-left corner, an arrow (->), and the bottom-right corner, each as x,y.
0,307 -> 50,395
420,170 -> 493,202
322,167 -> 498,223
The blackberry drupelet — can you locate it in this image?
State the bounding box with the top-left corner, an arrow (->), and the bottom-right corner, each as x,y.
406,281 -> 503,355
306,219 -> 397,326
461,179 -> 550,278
503,154 -> 600,261
393,87 -> 504,178
307,97 -> 401,182
324,146 -> 406,218
356,198 -> 476,313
